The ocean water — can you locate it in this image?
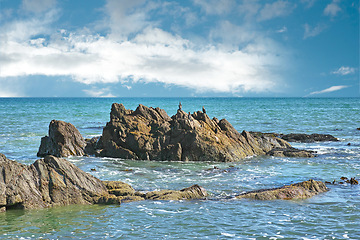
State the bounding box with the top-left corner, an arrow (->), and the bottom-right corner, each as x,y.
0,97 -> 359,239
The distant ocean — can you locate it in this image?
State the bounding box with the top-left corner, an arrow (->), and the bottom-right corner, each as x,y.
0,97 -> 359,239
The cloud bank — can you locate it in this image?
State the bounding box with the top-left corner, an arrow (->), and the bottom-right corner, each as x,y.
0,0 -> 291,95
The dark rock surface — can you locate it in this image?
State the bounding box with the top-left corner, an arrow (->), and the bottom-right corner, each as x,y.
280,133 -> 338,143
266,147 -> 316,158
236,179 -> 328,200
251,132 -> 338,143
94,103 -> 308,161
37,120 -> 86,157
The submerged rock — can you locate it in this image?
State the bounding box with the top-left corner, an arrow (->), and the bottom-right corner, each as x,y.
94,103 -> 310,161
37,120 -> 86,157
236,179 -> 328,200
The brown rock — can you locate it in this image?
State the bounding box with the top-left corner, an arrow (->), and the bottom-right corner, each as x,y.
145,184 -> 207,200
96,103 -> 307,161
0,153 -> 108,211
236,179 -> 328,200
37,120 -> 86,157
267,147 -> 315,158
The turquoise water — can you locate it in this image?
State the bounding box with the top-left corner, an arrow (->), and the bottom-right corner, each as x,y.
0,98 -> 359,239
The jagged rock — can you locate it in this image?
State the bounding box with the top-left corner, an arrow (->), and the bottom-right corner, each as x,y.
145,184 -> 207,200
236,179 -> 328,200
37,120 -> 86,157
95,103 -> 307,161
0,153 -> 209,211
279,133 -> 338,143
0,153 -> 108,211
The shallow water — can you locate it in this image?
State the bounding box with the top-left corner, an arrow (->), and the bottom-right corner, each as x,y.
0,97 -> 359,239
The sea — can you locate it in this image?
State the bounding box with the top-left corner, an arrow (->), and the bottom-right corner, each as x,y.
0,97 -> 359,239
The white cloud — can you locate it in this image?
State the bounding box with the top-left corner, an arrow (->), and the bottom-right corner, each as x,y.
0,0 -> 289,95
332,66 -> 356,75
303,23 -> 327,39
309,85 -> 349,95
258,0 -> 296,21
324,0 -> 341,17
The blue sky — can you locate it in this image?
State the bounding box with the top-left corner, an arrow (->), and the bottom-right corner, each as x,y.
0,0 -> 358,97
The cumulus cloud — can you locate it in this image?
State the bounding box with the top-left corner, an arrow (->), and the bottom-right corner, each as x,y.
303,23 -> 327,39
324,0 -> 341,17
332,66 -> 356,75
0,0 -> 288,95
309,85 -> 349,95
258,0 -> 296,21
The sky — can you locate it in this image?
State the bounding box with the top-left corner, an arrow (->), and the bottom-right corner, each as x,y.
0,0 -> 359,97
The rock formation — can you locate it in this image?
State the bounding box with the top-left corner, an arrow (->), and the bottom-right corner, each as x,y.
0,153 -> 208,212
37,120 -> 86,157
236,179 -> 328,200
93,103 -> 314,161
0,153 -> 108,212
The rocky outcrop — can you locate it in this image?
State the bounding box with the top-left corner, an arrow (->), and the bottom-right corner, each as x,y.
0,153 -> 108,211
97,182 -> 208,203
0,153 -> 209,212
236,179 -> 328,200
93,103 -> 311,161
37,120 -> 86,157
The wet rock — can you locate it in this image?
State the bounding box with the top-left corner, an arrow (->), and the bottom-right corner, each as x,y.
267,147 -> 315,158
145,184 -> 207,200
0,153 -> 211,211
350,178 -> 358,185
37,120 -> 86,157
0,153 -> 108,211
236,179 -> 328,200
95,103 -> 306,161
279,133 -> 338,143
84,136 -> 101,155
